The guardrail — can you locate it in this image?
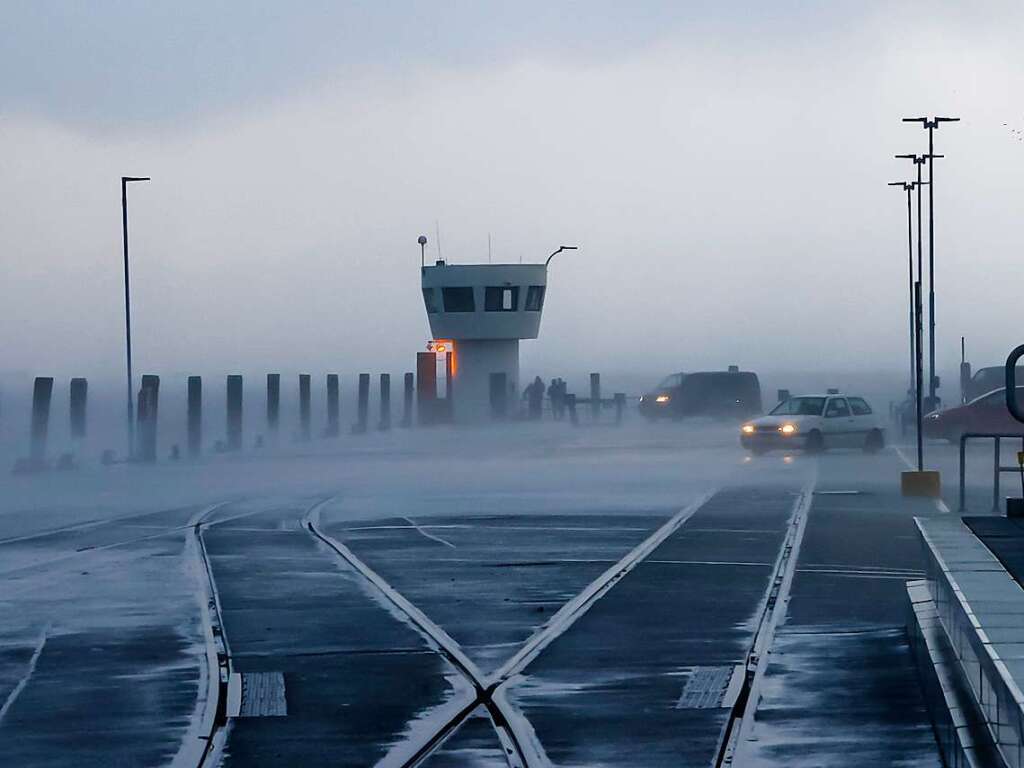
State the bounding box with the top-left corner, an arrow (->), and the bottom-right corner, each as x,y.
958,432 -> 1024,512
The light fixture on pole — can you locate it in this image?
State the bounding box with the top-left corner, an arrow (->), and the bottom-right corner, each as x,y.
545,245 -> 579,267
121,175 -> 150,459
903,116 -> 959,410
889,180 -> 921,399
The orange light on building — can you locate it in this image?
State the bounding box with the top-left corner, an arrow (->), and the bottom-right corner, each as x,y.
430,339 -> 457,377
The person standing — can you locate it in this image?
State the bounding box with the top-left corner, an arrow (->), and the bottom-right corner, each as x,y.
528,376 -> 545,420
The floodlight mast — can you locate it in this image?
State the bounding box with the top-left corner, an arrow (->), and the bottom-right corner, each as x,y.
903,116 -> 959,408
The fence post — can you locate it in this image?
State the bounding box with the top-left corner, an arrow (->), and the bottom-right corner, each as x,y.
590,373 -> 601,421
353,373 -> 369,433
187,376 -> 202,457
401,372 -> 414,428
30,377 -> 54,464
298,374 -> 311,441
326,374 -> 340,437
266,374 -> 280,437
70,378 -> 88,440
226,375 -> 243,451
379,374 -> 391,431
994,436 -> 1002,512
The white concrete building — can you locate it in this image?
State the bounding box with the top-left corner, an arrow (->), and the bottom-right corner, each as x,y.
421,261 -> 548,422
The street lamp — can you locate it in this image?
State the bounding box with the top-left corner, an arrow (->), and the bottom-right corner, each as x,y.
894,155 -> 931,285
545,245 -> 579,267
121,175 -> 150,458
903,116 -> 959,409
888,180 -> 922,397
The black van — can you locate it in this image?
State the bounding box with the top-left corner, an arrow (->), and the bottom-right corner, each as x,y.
639,369 -> 763,420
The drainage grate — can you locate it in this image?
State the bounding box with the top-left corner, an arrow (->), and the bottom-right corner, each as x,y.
228,672 -> 287,717
676,666 -> 743,710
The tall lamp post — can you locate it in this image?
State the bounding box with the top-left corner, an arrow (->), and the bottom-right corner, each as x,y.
894,155 -> 930,287
888,180 -> 922,397
121,175 -> 150,458
903,116 -> 959,410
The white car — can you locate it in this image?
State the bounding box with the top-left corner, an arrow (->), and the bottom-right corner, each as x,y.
740,394 -> 885,454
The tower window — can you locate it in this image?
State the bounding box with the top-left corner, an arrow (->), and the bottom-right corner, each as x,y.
422,288 -> 439,314
525,285 -> 546,311
485,286 -> 519,312
442,287 -> 475,312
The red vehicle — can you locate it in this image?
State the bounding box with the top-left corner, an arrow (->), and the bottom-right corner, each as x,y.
923,387 -> 1024,442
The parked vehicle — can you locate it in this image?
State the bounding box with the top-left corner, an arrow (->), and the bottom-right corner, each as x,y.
923,387 -> 1024,442
963,366 -> 1024,404
639,369 -> 762,420
740,394 -> 885,454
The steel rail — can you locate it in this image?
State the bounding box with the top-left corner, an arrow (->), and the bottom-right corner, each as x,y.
186,497 -> 335,768
311,489 -> 718,768
306,516 -> 533,768
716,476 -> 817,766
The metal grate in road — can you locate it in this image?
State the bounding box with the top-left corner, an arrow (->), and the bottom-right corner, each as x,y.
677,666 -> 742,710
237,672 -> 287,717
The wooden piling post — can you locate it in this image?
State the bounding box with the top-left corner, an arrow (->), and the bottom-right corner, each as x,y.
379,374 -> 391,431
298,374 -> 311,441
416,353 -> 437,426
137,375 -> 160,462
30,377 -> 54,464
401,372 -> 414,428
266,374 -> 280,436
226,375 -> 243,451
69,378 -> 88,439
187,376 -> 202,457
326,374 -> 340,437
353,374 -> 369,433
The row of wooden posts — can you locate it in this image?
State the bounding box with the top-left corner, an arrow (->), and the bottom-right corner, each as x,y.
15,369 -> 626,469
140,372 -> 415,461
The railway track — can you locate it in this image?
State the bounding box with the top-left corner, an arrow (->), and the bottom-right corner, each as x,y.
183,496 -> 337,768
308,490 -> 717,768
716,476 -> 817,767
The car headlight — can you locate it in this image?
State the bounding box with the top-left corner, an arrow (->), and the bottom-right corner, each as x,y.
779,423 -> 797,435
655,395 -> 670,403
741,424 -> 755,434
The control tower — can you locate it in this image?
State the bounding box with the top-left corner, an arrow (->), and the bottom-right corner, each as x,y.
419,243 -> 573,422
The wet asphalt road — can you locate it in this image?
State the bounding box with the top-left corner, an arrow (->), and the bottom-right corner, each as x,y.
0,430 -> 955,767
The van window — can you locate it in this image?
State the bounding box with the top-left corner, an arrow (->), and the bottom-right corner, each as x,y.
848,397 -> 872,416
442,287 -> 475,312
825,398 -> 850,417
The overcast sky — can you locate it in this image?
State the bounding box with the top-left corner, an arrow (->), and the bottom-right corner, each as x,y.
3,1 -> 1024,386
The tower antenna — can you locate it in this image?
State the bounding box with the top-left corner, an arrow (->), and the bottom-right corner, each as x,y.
435,221 -> 442,263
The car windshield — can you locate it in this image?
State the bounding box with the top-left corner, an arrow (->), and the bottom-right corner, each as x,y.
770,397 -> 825,416
656,374 -> 684,389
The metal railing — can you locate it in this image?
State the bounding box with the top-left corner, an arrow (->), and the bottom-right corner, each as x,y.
1007,344 -> 1024,422
958,432 -> 1024,513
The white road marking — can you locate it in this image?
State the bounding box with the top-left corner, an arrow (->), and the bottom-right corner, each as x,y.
402,517 -> 457,549
0,624 -> 50,724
